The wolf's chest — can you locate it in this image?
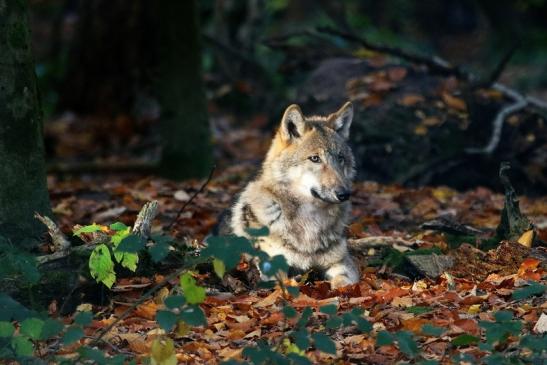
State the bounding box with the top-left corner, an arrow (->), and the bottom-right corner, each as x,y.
286,203 -> 340,246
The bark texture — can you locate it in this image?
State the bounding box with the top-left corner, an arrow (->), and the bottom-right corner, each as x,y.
156,0 -> 213,179
0,0 -> 52,249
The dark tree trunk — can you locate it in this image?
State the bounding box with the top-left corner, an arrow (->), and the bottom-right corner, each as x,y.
0,0 -> 52,249
155,0 -> 213,179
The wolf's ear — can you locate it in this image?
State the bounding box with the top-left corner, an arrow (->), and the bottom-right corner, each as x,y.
329,101 -> 353,139
280,104 -> 306,142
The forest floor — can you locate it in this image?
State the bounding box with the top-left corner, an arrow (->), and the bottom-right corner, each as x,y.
41,157 -> 547,363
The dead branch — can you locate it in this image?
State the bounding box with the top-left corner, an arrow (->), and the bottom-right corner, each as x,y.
421,217 -> 483,236
131,200 -> 159,239
316,26 -> 472,80
316,26 -> 547,157
348,236 -> 415,253
34,212 -> 71,251
466,84 -> 527,154
36,200 -> 158,266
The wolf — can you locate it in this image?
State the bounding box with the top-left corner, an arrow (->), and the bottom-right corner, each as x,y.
223,102 -> 359,288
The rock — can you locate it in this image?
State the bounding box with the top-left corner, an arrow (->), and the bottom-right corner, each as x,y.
406,254 -> 455,279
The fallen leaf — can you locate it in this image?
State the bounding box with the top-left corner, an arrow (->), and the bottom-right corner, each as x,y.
253,289 -> 282,308
517,230 -> 534,248
399,94 -> 425,107
442,93 -> 467,111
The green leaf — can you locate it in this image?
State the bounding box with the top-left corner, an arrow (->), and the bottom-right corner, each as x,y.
89,244 -> 116,288
20,318 -> 44,340
11,335 -> 33,356
148,240 -> 171,263
0,321 -> 14,337
452,334 -> 479,346
376,331 -> 394,346
421,324 -> 444,337
245,226 -> 269,237
326,316 -> 342,329
293,329 -> 309,350
282,305 -> 297,318
520,334 -> 547,352
179,305 -> 207,326
261,255 -> 289,275
395,331 -> 419,358
286,353 -> 312,365
494,310 -> 514,322
74,223 -> 103,236
75,311 -> 93,326
116,234 -> 145,253
319,304 -> 337,315
406,306 -> 431,315
512,282 -> 545,300
39,318 -> 64,340
312,333 -> 336,354
164,295 -> 185,309
78,346 -> 106,365
286,286 -> 300,297
296,307 -> 313,328
213,258 -> 226,278
202,235 -> 256,270
156,310 -> 178,331
109,222 -> 129,231
0,294 -> 32,321
113,250 -> 139,272
180,272 -> 206,305
63,325 -> 84,345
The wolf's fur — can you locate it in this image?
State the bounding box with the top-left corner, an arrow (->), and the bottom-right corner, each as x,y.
227,102 -> 359,288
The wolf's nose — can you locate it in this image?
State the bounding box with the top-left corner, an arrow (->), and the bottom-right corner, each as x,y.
335,190 -> 350,202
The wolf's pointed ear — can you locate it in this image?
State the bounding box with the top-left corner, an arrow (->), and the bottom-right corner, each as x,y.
330,101 -> 353,139
280,104 -> 306,142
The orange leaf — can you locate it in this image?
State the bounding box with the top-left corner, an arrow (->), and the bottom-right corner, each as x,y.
399,94 -> 425,107
442,93 -> 467,111
402,318 -> 428,334
518,258 -> 540,277
133,300 -> 159,320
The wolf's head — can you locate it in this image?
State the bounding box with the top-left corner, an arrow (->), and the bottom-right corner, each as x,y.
264,102 -> 356,204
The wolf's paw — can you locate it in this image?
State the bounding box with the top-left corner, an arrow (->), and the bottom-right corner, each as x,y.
330,275 -> 355,289
263,201 -> 282,225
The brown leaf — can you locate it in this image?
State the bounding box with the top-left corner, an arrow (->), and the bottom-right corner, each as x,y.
253,289 -> 281,308
399,94 -> 425,107
442,93 -> 467,111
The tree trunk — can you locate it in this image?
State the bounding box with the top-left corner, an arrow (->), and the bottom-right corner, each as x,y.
156,0 -> 213,179
0,0 -> 52,249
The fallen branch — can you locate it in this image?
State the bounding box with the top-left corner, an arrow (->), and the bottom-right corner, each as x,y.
466,84 -> 527,154
131,200 -> 159,239
421,217 -> 483,236
317,26 -> 472,80
36,200 -> 159,266
316,26 -> 547,157
348,236 -> 415,253
34,212 -> 71,251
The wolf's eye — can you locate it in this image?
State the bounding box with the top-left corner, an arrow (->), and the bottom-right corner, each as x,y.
309,155 -> 321,163
338,154 -> 345,163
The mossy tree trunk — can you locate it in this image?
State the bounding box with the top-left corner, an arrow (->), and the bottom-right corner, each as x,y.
0,0 -> 52,249
156,0 -> 213,179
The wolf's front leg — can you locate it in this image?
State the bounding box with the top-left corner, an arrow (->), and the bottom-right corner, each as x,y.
325,255 -> 359,289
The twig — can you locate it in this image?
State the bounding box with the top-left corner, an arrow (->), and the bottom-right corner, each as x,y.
166,165 -> 216,232
466,83 -> 527,155
316,26 -> 472,80
481,42 -> 520,87
34,212 -> 71,251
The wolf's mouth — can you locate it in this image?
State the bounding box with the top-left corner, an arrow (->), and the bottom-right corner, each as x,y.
311,188 -> 339,204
